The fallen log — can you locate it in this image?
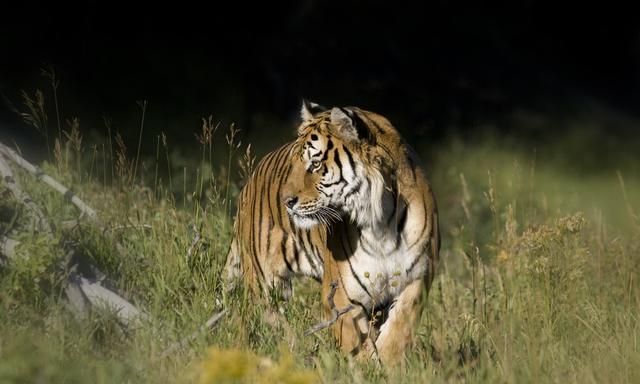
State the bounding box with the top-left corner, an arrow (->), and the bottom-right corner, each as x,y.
0,139 -> 225,352
0,141 -> 146,327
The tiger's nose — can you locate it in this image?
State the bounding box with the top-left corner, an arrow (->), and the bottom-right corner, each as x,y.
284,196 -> 298,209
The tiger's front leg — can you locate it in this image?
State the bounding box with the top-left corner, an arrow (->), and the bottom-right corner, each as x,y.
374,278 -> 426,366
322,277 -> 376,358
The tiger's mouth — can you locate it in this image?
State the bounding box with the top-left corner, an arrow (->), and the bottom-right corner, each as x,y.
286,208 -> 322,229
286,205 -> 342,229
289,211 -> 321,229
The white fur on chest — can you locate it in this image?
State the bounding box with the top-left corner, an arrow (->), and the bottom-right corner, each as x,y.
344,229 -> 427,309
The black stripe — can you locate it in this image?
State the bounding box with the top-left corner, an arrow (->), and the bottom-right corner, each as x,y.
251,151 -> 277,281
302,246 -> 317,274
274,155 -> 291,191
272,148 -> 287,224
264,153 -> 277,250
321,150 -> 345,187
281,239 -> 294,273
336,268 -> 369,313
292,237 -> 301,270
303,230 -> 319,272
342,181 -> 361,200
344,108 -> 373,143
312,242 -> 323,274
320,147 -> 331,163
408,156 -> 417,181
265,215 -> 273,258
334,149 -> 343,170
386,193 -> 398,226
274,148 -> 293,224
408,199 -> 430,251
360,112 -> 384,136
396,204 -> 408,245
256,169 -> 265,257
397,204 -> 408,233
271,143 -> 291,183
343,146 -> 356,172
349,297 -> 369,315
298,227 -> 310,257
261,147 -> 280,180
358,236 -> 376,256
405,252 -> 423,275
339,231 -> 371,298
249,178 -> 266,282
320,179 -> 344,188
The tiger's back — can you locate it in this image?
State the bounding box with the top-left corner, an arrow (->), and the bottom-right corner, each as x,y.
224,141 -> 325,297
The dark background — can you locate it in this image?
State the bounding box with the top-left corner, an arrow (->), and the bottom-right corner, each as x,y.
1,1 -> 639,160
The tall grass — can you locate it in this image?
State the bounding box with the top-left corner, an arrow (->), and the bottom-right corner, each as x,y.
1,90 -> 639,383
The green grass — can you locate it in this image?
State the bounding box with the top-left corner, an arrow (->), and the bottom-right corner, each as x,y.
1,118 -> 639,383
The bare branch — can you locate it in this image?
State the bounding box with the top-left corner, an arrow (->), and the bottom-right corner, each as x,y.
74,272 -> 147,326
0,142 -> 97,221
305,281 -> 354,336
159,310 -> 227,359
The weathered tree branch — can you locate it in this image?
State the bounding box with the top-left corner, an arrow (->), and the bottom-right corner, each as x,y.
74,271 -> 146,324
305,281 -> 354,336
0,142 -> 97,221
159,310 -> 227,359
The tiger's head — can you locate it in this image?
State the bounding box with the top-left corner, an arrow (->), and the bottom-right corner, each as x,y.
282,101 -> 394,229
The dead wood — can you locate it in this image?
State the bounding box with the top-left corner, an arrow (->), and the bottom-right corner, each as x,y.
304,281 -> 354,336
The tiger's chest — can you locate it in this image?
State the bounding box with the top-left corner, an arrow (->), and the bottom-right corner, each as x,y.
340,230 -> 428,310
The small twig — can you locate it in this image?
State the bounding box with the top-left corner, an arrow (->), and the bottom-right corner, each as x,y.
305,281 -> 354,336
0,142 -> 97,221
159,309 -> 227,359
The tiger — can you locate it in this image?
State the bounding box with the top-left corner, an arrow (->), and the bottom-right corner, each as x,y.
224,101 -> 440,366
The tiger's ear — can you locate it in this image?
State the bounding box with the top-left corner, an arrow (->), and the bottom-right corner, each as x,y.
300,99 -> 327,122
330,107 -> 372,143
